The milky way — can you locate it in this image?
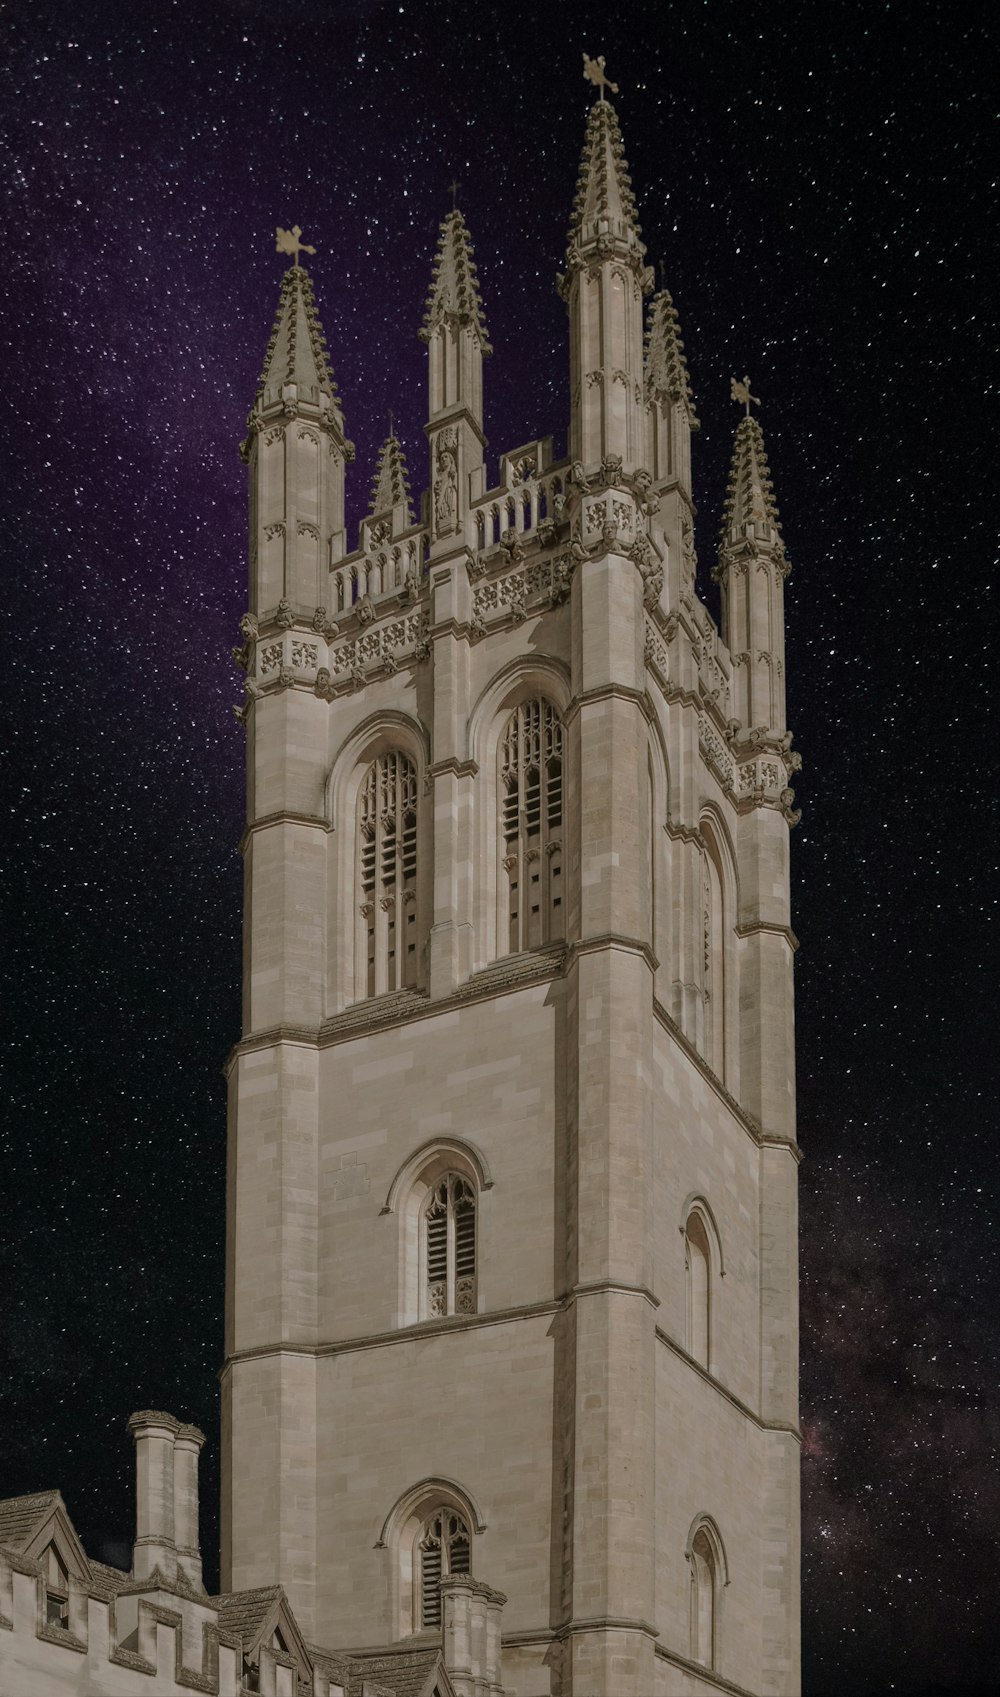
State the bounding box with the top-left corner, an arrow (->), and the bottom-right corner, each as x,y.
2,2 -> 995,1691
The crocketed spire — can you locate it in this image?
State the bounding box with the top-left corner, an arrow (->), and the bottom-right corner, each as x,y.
369,431 -> 413,521
566,97 -> 645,268
644,287 -> 699,427
717,417 -> 789,571
255,265 -> 342,413
419,210 -> 492,352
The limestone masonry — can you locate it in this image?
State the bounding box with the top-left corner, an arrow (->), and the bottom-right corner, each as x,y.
0,86 -> 802,1697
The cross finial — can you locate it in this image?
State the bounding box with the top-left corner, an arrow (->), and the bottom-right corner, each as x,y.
657,258 -> 668,291
448,178 -> 462,212
583,52 -> 619,102
275,224 -> 316,268
388,408 -> 395,437
730,374 -> 761,418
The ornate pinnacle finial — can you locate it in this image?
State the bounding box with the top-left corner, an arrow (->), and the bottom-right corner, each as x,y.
419,208 -> 492,352
730,374 -> 761,418
276,224 -> 316,268
448,178 -> 462,211
369,430 -> 413,521
645,287 -> 699,427
583,52 -> 619,102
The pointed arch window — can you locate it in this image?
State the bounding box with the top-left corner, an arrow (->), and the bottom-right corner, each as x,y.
701,841 -> 725,1079
500,699 -> 564,954
685,1209 -> 712,1371
418,1508 -> 471,1630
358,752 -> 419,998
425,1173 -> 477,1318
687,1519 -> 726,1669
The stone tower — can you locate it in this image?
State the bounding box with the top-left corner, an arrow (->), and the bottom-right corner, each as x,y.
223,92 -> 802,1697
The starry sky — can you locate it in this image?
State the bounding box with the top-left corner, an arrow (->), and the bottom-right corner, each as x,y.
1,2 -> 995,1692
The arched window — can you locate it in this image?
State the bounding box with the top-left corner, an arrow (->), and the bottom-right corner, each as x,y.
685,1210 -> 711,1370
417,1507 -> 471,1629
358,752 -> 419,998
499,699 -> 564,954
702,845 -> 724,1076
425,1173 -> 477,1318
687,1518 -> 727,1669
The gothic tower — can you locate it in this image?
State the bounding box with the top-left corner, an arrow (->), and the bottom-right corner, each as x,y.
223,91 -> 802,1697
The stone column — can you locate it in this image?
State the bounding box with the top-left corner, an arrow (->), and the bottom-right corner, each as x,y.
173,1422 -> 206,1591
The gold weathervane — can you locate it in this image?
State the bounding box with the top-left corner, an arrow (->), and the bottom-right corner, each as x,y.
276,225 -> 316,267
583,53 -> 619,101
730,374 -> 761,418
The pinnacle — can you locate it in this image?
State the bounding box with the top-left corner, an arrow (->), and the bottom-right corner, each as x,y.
567,97 -> 644,259
369,431 -> 413,521
420,210 -> 492,352
717,416 -> 788,565
255,265 -> 341,410
644,287 -> 699,426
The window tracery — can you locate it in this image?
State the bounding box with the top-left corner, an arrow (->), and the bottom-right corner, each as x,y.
499,698 -> 564,954
425,1173 -> 477,1318
417,1507 -> 471,1629
358,751 -> 419,997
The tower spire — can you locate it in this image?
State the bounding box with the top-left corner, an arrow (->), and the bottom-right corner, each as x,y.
368,428 -> 413,523
714,397 -> 791,735
242,256 -> 353,615
254,262 -> 344,426
419,209 -> 492,355
565,94 -> 645,266
420,207 -> 490,546
560,95 -> 651,469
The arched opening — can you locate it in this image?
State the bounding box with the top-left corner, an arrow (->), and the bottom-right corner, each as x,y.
499,699 -> 564,954
357,751 -> 420,998
685,1210 -> 711,1369
687,1517 -> 727,1670
424,1172 -> 477,1319
417,1506 -> 472,1629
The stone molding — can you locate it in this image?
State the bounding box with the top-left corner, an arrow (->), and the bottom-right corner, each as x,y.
655,1327 -> 802,1440
653,1642 -> 763,1697
220,1297 -> 563,1371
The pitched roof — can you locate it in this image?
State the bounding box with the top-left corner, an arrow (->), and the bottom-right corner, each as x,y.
88,1560 -> 131,1599
644,287 -> 699,426
255,266 -> 342,411
212,1584 -> 283,1647
0,1492 -> 60,1553
370,432 -> 413,520
345,1644 -> 449,1697
419,211 -> 491,351
567,97 -> 644,261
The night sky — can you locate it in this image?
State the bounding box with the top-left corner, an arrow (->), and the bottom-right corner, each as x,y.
2,2 -> 995,1692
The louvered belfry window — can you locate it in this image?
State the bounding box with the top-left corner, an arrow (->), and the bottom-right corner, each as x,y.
358,753 -> 419,998
500,699 -> 564,954
425,1174 -> 477,1318
419,1508 -> 472,1629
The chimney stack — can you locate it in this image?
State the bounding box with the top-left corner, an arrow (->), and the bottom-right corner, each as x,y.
127,1410 -> 179,1583
174,1422 -> 206,1591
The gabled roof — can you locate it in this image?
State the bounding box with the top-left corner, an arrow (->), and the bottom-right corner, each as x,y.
567,97 -> 644,262
0,1490 -> 92,1584
0,1491 -> 61,1553
370,432 -> 413,521
255,265 -> 342,413
212,1583 -> 313,1675
341,1644 -> 453,1697
419,211 -> 491,352
644,287 -> 699,427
